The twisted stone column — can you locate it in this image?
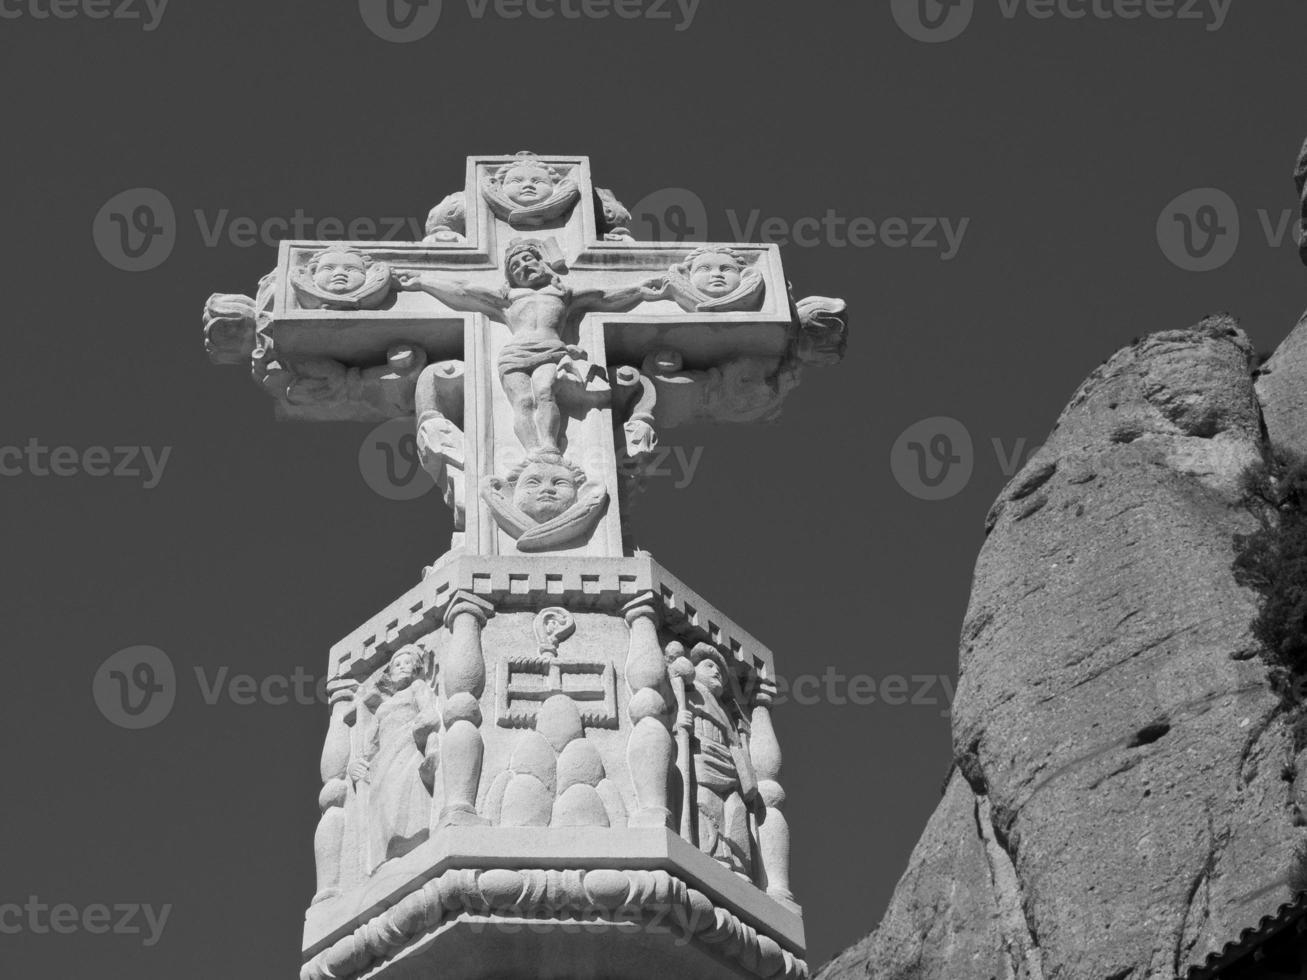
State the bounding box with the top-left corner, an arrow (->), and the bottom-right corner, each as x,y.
750,678 -> 795,910
623,593 -> 674,828
313,676 -> 359,904
439,592 -> 494,827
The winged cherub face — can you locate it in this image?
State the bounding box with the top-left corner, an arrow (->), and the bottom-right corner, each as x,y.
312,250 -> 369,294
512,459 -> 580,523
502,164 -> 557,207
689,252 -> 744,298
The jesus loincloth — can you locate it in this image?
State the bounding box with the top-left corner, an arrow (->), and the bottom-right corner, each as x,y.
497,338 -> 569,378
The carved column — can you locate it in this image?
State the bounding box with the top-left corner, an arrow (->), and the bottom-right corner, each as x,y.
622,593 -> 674,828
439,592 -> 494,827
313,677 -> 359,904
750,677 -> 795,910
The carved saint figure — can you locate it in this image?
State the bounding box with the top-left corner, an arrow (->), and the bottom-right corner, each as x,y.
481,153 -> 582,228
676,646 -> 759,876
480,450 -> 608,553
350,646 -> 441,873
666,247 -> 766,313
395,238 -> 669,454
291,246 -> 392,310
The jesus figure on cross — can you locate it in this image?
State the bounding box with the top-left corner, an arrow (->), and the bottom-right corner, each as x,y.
395,239 -> 670,454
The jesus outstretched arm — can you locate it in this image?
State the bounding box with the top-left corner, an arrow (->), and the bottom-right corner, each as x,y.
393,271 -> 510,321
572,277 -> 672,314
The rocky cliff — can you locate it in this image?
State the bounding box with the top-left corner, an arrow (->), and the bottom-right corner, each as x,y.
821,309 -> 1307,980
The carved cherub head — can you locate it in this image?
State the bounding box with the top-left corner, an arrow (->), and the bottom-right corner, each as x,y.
686,247 -> 747,299
507,451 -> 587,523
667,247 -> 765,313
309,246 -> 372,295
481,449 -> 609,553
483,153 -> 580,229
494,157 -> 562,208
293,246 -> 392,311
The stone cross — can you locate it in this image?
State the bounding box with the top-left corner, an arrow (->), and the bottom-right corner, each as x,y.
202,152 -> 847,980
204,151 -> 846,561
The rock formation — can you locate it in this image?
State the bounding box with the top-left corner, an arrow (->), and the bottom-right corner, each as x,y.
822,308 -> 1307,980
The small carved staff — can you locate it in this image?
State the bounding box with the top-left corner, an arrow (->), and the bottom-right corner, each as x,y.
666,642 -> 696,845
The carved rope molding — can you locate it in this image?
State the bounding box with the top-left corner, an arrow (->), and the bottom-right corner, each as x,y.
299,868 -> 808,980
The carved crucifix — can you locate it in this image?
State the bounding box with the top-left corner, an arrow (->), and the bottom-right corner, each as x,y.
203,151 -> 847,561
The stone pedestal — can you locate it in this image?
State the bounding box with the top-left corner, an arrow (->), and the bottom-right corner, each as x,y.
301,555 -> 804,980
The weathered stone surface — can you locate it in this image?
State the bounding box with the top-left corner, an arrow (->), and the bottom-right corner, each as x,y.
1295,136 -> 1307,269
818,772 -> 1011,980
822,317 -> 1307,980
1255,309 -> 1307,457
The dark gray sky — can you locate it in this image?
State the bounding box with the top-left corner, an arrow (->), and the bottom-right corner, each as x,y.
2,0 -> 1305,975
